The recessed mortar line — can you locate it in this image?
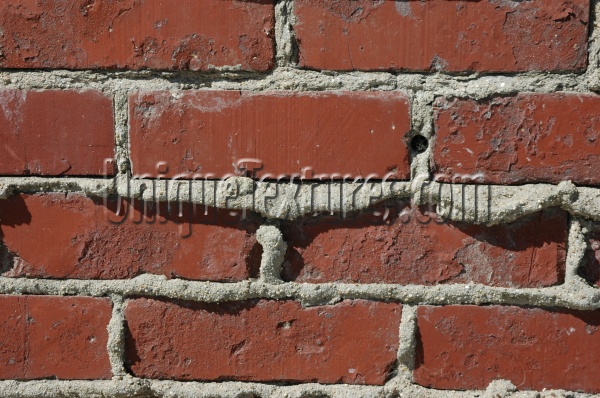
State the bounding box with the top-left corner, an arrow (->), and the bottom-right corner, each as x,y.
107,294 -> 128,378
0,68 -> 594,95
587,0 -> 600,66
585,0 -> 600,90
113,90 -> 132,176
564,218 -> 589,286
396,305 -> 418,384
274,0 -> 298,67
408,91 -> 434,181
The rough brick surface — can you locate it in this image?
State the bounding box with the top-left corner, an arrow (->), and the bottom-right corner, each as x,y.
433,94 -> 600,185
0,89 -> 115,176
129,90 -> 411,179
0,295 -> 111,380
414,305 -> 600,392
0,193 -> 261,280
282,203 -> 567,287
293,0 -> 588,72
124,298 -> 401,385
0,0 -> 275,71
581,228 -> 600,287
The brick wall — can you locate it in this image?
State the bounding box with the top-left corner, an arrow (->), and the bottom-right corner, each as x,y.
0,0 -> 599,397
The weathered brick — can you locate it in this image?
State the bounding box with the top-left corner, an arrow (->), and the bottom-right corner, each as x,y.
0,295 -> 111,380
129,90 -> 411,179
282,203 -> 567,287
0,89 -> 115,176
124,298 -> 401,385
415,305 -> 600,392
0,0 -> 275,71
294,0 -> 588,72
433,94 -> 600,185
0,193 -> 261,280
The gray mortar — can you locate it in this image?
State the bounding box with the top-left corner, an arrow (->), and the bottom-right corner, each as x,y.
6,176 -> 600,227
107,295 -> 128,378
396,305 -> 417,384
0,378 -> 597,398
565,220 -> 589,286
256,224 -> 287,284
0,0 -> 599,396
275,0 -> 297,67
0,195 -> 595,317
113,90 -> 132,174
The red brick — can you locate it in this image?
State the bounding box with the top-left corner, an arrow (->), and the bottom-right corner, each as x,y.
294,0 -> 588,72
0,295 -> 111,380
580,228 -> 600,287
124,298 -> 401,385
0,89 -> 115,176
0,193 -> 261,280
282,203 -> 566,287
414,305 -> 600,392
433,94 -> 600,185
129,90 -> 411,179
0,0 -> 274,71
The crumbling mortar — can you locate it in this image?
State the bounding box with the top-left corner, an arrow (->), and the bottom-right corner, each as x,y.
0,68 -> 595,95
565,219 -> 589,286
408,90 -> 434,182
274,0 -> 298,67
585,0 -> 600,90
256,223 -> 287,284
0,378 -> 597,398
396,305 -> 418,384
589,0 -> 600,66
0,276 -> 598,310
5,177 -> 600,226
107,294 -> 128,378
113,90 -> 132,175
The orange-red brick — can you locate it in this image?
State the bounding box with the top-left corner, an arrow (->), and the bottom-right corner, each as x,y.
125,298 -> 401,385
415,305 -> 600,392
0,90 -> 115,176
294,0 -> 588,72
129,90 -> 411,179
282,204 -> 567,287
0,0 -> 274,71
433,94 -> 600,185
0,295 -> 111,380
0,193 -> 260,281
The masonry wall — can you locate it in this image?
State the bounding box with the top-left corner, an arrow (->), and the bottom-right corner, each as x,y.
0,1 -> 599,397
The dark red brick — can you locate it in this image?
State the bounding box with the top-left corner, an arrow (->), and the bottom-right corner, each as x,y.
415,305 -> 600,392
0,193 -> 261,280
294,0 -> 588,72
0,0 -> 274,71
0,89 -> 115,176
433,94 -> 600,185
124,298 -> 401,385
0,295 -> 111,380
282,203 -> 567,287
129,90 -> 411,179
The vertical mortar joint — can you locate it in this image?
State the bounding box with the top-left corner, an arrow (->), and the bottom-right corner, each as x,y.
256,223 -> 287,284
396,305 -> 418,383
275,0 -> 299,67
107,294 -> 128,379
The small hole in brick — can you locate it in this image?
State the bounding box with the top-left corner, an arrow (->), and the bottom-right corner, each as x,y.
410,135 -> 429,153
